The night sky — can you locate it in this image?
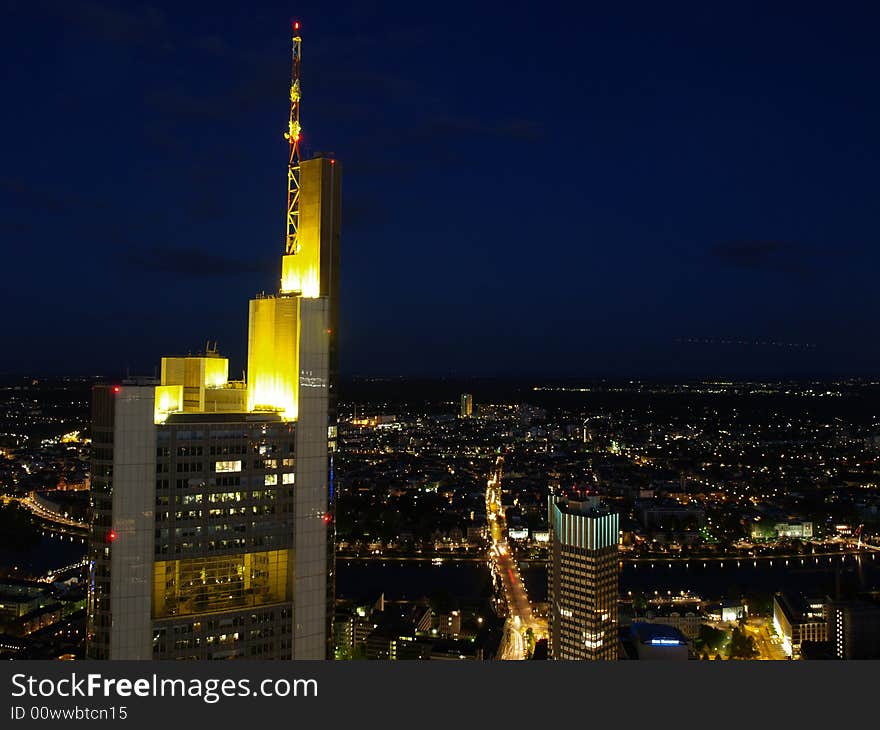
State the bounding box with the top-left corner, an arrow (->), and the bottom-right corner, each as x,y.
3,1 -> 880,379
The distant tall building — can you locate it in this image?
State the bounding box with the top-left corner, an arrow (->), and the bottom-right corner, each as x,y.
86,22 -> 340,660
548,494 -> 619,660
460,393 -> 473,418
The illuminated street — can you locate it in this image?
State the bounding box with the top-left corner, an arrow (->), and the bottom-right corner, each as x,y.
486,455 -> 546,659
1,494 -> 87,532
744,618 -> 788,661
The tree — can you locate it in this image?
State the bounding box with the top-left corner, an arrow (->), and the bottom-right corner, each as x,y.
729,627 -> 758,660
632,592 -> 648,613
698,624 -> 727,653
525,627 -> 535,657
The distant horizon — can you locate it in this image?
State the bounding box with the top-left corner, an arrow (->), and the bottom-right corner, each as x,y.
3,370 -> 879,384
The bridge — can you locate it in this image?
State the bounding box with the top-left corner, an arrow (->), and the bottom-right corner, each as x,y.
1,494 -> 89,536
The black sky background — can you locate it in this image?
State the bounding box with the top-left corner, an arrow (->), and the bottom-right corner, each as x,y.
2,1 -> 879,379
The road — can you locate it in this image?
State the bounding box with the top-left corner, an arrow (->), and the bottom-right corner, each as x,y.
486,455 -> 545,659
39,558 -> 90,584
2,494 -> 88,533
744,619 -> 788,661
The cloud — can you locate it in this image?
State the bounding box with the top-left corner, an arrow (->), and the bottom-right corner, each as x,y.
342,195 -> 388,231
709,240 -> 813,273
0,220 -> 33,235
145,73 -> 281,123
0,176 -> 110,214
36,2 -> 230,56
414,115 -> 544,141
314,69 -> 418,96
121,245 -> 275,278
193,34 -> 229,56
307,25 -> 434,62
53,1 -> 168,47
145,89 -> 228,122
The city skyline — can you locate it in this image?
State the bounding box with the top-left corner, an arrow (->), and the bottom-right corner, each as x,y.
3,2 -> 880,378
5,3 -> 880,672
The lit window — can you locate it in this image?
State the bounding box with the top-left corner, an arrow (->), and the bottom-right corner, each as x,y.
215,461 -> 242,473
282,473 -> 295,485
282,458 -> 294,467
265,474 -> 278,486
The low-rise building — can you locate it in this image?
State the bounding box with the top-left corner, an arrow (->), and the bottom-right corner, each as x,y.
637,609 -> 702,640
621,623 -> 690,660
773,592 -> 827,658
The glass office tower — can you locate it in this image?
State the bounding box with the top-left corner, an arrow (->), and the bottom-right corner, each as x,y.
548,494 -> 619,660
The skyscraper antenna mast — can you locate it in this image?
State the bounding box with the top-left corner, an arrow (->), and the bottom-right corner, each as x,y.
284,20 -> 303,255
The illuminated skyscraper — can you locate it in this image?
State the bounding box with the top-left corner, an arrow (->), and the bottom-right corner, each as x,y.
548,494 -> 619,660
460,393 -> 473,418
86,22 -> 340,660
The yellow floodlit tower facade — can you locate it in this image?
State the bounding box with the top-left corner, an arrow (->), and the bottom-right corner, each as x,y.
250,19 -> 341,426
86,21 -> 340,661
246,296 -> 300,419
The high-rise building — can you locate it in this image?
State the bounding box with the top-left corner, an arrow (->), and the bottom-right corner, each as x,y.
86,22 -> 340,660
460,393 -> 473,418
827,597 -> 880,660
548,494 -> 619,660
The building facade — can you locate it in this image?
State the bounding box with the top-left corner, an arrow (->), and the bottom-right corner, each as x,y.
548,494 -> 619,660
827,598 -> 880,660
772,592 -> 827,658
86,26 -> 340,659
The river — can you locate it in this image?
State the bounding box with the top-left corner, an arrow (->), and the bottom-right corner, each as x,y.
7,535 -> 879,604
336,553 -> 880,603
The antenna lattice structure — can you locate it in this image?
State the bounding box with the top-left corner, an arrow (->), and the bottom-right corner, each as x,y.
284,21 -> 303,255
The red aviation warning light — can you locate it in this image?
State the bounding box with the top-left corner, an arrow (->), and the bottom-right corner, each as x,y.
106,529 -> 118,543
293,20 -> 300,31
322,513 -> 332,525
112,386 -> 120,393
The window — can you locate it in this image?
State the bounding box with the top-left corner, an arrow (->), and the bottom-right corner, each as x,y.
265,474 -> 278,486
215,460 -> 242,473
282,473 -> 295,485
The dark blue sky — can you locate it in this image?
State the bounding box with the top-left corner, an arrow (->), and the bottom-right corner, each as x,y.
3,1 -> 879,378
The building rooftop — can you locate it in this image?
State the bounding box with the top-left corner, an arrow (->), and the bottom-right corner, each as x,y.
552,495 -> 614,518
630,622 -> 688,646
774,591 -> 826,622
